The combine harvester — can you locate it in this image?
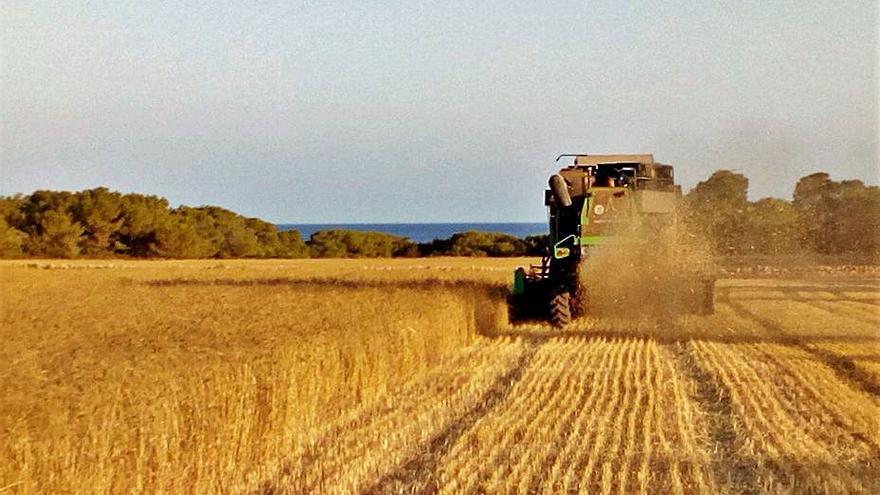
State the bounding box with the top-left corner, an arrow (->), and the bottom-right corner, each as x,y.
512,154 -> 715,327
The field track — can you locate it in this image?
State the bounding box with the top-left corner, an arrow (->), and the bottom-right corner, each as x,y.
262,278 -> 880,495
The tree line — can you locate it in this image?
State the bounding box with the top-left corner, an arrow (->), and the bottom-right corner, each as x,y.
0,170 -> 877,259
0,189 -> 308,259
0,188 -> 547,259
684,171 -> 879,258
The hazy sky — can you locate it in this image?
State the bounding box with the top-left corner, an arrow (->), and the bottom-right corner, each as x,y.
2,1 -> 878,222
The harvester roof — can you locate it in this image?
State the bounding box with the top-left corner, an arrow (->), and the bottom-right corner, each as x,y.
555,153 -> 676,197
573,154 -> 654,165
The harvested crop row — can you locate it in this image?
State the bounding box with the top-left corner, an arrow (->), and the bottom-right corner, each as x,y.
690,341 -> 880,494
262,338 -> 529,494
811,340 -> 880,385
432,338 -> 715,495
726,296 -> 878,339
840,290 -> 880,302
436,337 -> 608,494
723,294 -> 880,396
799,298 -> 880,324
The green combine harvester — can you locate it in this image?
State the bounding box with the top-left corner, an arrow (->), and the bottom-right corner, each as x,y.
511,154 -> 715,327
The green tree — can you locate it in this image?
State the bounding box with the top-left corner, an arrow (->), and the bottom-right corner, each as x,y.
0,219 -> 25,258
27,210 -> 83,258
16,191 -> 81,257
0,196 -> 27,258
828,181 -> 880,256
71,188 -> 124,256
245,217 -> 282,257
275,230 -> 310,258
0,196 -> 26,228
793,174 -> 880,256
208,208 -> 261,258
175,206 -> 263,258
309,230 -> 414,258
153,216 -> 216,258
742,198 -> 800,255
792,172 -> 835,254
117,194 -> 173,256
423,231 -> 528,257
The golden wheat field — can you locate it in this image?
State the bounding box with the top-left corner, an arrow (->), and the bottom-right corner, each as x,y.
1,259 -> 879,494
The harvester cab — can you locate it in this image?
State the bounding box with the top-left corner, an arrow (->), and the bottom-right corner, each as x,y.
512,154 -> 715,327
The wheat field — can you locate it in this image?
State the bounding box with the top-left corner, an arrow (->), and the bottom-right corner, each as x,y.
1,259 -> 879,494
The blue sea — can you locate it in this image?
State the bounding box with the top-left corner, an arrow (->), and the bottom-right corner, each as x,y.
277,223 -> 547,243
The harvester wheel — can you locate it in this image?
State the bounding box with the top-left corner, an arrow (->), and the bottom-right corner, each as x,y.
550,291 -> 572,328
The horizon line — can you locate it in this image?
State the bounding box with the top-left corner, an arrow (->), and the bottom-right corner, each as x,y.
275,221 -> 547,225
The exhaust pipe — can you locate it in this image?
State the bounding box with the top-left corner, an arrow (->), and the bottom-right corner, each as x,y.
549,174 -> 572,207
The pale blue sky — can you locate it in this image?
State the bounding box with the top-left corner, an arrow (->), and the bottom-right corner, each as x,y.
2,1 -> 877,222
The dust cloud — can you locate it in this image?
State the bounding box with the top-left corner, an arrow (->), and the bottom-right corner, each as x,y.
576,219 -> 716,317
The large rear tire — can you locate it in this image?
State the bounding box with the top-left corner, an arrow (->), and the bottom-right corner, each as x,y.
550,291 -> 572,328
